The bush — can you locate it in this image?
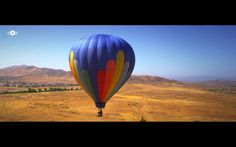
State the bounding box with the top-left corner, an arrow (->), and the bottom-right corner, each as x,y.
140,116 -> 146,122
2,91 -> 9,94
28,88 -> 37,93
48,87 -> 64,91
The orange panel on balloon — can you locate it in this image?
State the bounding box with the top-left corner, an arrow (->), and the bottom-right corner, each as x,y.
102,60 -> 115,102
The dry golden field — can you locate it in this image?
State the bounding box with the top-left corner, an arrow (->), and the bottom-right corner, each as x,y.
0,83 -> 236,121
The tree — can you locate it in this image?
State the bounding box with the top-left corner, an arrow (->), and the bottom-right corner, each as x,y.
2,91 -> 9,94
140,116 -> 146,122
28,88 -> 37,93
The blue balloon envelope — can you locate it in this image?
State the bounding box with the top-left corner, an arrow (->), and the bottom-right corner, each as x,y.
69,34 -> 135,112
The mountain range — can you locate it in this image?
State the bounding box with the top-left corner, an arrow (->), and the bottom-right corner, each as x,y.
174,76 -> 236,83
0,65 -> 76,86
0,65 -> 181,86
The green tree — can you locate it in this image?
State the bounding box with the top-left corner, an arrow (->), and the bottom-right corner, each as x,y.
28,88 -> 37,93
2,91 -> 9,94
140,116 -> 146,122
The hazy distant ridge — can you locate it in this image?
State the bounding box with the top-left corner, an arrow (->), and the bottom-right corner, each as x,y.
0,65 -> 181,86
0,65 -> 76,86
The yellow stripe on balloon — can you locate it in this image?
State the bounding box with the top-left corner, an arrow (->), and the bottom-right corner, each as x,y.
105,50 -> 124,99
73,60 -> 94,99
69,51 -> 84,89
69,51 -> 80,84
70,51 -> 94,99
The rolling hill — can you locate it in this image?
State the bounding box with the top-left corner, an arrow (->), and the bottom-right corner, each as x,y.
0,65 -> 181,86
128,75 -> 182,85
0,65 -> 236,121
0,65 -> 76,86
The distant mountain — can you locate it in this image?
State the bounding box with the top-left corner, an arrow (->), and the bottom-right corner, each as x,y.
0,65 -> 181,86
0,65 -> 76,86
174,76 -> 236,83
198,80 -> 236,88
128,75 -> 182,85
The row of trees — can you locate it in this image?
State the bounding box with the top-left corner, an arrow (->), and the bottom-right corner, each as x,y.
0,87 -> 80,94
29,87 -> 80,92
1,82 -> 79,88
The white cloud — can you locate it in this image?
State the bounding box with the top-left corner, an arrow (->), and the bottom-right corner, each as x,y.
7,30 -> 19,37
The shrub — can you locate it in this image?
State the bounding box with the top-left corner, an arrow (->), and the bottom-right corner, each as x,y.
140,116 -> 146,122
28,88 -> 37,93
2,91 -> 9,94
49,87 -> 64,91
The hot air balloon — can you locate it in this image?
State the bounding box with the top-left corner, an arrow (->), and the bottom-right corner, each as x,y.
69,34 -> 135,117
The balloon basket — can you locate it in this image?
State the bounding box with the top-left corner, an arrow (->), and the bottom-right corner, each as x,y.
97,109 -> 103,117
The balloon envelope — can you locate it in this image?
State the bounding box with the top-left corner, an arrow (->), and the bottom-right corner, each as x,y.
69,34 -> 135,108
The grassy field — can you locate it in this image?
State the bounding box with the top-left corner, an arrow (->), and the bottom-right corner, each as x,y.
0,83 -> 236,121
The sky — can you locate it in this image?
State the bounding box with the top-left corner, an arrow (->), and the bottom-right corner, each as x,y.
0,25 -> 236,79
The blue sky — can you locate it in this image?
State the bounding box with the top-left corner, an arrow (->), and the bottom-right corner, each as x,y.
0,25 -> 236,79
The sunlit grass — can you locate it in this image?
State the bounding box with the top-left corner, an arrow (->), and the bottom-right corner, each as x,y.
0,83 -> 236,121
